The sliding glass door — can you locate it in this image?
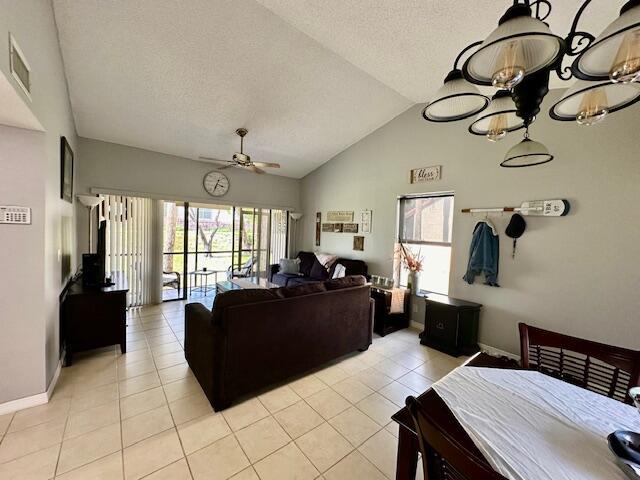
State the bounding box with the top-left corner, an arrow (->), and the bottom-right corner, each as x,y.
162,202 -> 289,302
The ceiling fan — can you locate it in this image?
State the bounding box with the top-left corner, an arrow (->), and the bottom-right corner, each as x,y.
199,128 -> 281,174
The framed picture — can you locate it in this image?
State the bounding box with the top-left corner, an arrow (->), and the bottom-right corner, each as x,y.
353,236 -> 364,251
361,210 -> 372,234
343,223 -> 359,233
327,211 -> 354,222
315,212 -> 321,246
332,223 -> 344,233
60,136 -> 74,203
321,223 -> 334,232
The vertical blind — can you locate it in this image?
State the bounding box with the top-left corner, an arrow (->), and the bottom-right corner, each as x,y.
102,195 -> 154,307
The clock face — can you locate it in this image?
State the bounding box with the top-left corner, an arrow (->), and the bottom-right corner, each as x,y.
203,171 -> 230,197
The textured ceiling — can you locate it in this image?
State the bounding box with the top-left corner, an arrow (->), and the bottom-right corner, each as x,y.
53,0 -> 621,178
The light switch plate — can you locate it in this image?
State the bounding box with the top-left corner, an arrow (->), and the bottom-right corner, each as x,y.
0,206 -> 31,224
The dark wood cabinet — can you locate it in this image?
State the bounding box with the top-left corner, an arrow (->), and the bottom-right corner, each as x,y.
372,286 -> 410,336
60,272 -> 128,365
419,293 -> 481,357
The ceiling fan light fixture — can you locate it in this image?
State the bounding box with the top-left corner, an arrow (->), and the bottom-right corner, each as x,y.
501,129 -> 553,168
469,90 -> 525,141
573,1 -> 640,82
422,69 -> 490,122
463,4 -> 565,88
549,79 -> 640,124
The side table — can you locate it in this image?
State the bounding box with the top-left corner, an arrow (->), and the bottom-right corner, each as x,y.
371,285 -> 411,336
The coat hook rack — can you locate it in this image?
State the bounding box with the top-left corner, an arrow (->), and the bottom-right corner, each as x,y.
461,199 -> 570,217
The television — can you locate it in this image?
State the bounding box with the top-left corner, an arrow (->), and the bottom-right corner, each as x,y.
82,220 -> 110,286
97,219 -> 107,284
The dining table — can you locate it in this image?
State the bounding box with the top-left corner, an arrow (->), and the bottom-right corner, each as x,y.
391,352 -> 640,480
391,352 -> 516,480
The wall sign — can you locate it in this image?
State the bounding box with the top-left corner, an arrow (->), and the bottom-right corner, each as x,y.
410,165 -> 441,184
327,211 -> 354,222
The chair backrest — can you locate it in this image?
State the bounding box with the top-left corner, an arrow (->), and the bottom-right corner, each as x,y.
406,396 -> 508,480
519,323 -> 640,404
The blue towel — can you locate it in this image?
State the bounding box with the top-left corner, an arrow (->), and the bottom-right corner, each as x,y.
463,221 -> 500,287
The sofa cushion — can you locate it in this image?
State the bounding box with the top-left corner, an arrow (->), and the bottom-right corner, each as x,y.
335,259 -> 368,277
271,272 -> 300,287
278,281 -> 326,298
297,251 -> 316,277
286,277 -> 319,286
212,289 -> 282,324
324,275 -> 367,291
310,259 -> 330,280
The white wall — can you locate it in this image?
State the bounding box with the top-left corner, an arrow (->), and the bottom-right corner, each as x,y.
75,137 -> 301,259
300,91 -> 640,355
0,0 -> 77,403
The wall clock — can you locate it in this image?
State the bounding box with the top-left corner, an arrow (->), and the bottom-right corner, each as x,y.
203,171 -> 230,197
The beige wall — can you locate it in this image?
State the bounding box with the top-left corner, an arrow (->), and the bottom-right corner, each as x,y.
0,0 -> 77,403
300,92 -> 640,355
75,137 -> 301,259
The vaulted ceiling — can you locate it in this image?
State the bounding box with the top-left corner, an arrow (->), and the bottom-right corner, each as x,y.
53,0 -> 621,178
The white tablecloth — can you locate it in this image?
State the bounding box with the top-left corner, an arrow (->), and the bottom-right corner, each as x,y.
432,367 -> 640,480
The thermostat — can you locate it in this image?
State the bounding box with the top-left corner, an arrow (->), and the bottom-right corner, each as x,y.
0,206 -> 31,224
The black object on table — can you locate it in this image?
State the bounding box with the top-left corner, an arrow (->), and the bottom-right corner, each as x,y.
60,271 -> 128,366
419,292 -> 481,357
371,286 -> 410,337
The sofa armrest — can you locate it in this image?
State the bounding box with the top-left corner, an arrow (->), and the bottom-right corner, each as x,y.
268,263 -> 280,282
184,303 -> 220,407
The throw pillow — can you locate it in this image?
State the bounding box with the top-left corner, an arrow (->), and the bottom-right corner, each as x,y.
324,275 -> 366,290
279,258 -> 300,275
332,263 -> 346,279
297,251 -> 316,277
310,259 -> 330,280
278,282 -> 326,298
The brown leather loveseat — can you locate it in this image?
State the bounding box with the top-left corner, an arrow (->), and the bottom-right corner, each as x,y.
185,275 -> 373,410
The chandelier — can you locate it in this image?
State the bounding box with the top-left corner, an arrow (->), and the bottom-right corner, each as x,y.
422,0 -> 640,167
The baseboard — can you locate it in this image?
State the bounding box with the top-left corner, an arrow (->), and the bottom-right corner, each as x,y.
0,358 -> 63,416
478,343 -> 520,361
407,321 -> 520,361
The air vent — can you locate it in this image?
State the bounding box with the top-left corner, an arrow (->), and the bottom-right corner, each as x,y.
9,34 -> 31,100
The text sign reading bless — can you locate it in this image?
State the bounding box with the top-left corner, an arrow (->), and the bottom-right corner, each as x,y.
410,166 -> 441,184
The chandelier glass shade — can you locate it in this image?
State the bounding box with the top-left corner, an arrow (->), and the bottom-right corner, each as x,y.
550,79 -> 640,123
463,5 -> 565,88
501,130 -> 554,168
573,2 -> 640,83
422,69 -> 490,122
469,90 -> 526,140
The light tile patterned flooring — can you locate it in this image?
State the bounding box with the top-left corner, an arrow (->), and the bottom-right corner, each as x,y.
0,300 -> 467,480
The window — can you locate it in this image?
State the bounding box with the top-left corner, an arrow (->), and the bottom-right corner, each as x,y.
398,193 -> 454,295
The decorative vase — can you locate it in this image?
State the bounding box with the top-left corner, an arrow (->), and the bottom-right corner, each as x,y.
407,271 -> 418,295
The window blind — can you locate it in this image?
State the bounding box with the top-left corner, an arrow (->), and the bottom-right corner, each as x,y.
102,195 -> 154,307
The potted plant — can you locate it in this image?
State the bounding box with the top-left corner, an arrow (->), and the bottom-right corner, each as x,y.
398,243 -> 422,295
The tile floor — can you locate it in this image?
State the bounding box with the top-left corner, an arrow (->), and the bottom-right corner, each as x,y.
0,299 -> 467,480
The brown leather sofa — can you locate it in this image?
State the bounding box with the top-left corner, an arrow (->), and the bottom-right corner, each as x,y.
185,276 -> 373,411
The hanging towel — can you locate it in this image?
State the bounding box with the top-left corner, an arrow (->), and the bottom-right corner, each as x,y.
389,288 -> 406,314
463,221 -> 500,287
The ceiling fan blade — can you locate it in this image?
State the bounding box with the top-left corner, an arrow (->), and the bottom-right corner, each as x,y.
199,156 -> 234,165
217,163 -> 235,170
248,165 -> 266,174
252,162 -> 281,168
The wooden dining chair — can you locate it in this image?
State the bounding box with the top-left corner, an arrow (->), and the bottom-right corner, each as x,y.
406,396 -> 508,480
519,323 -> 640,404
